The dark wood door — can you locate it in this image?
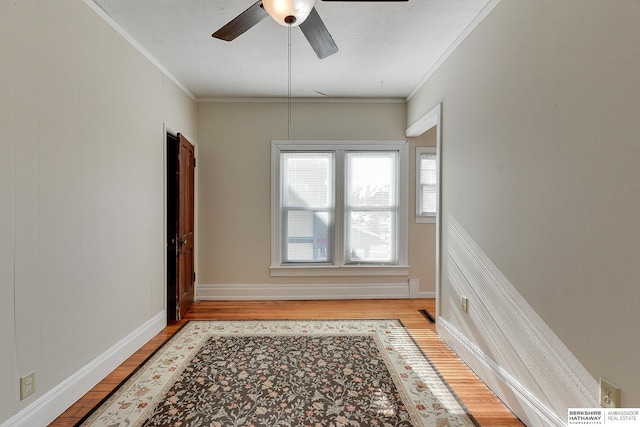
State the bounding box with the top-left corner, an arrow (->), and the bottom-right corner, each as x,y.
168,133 -> 195,321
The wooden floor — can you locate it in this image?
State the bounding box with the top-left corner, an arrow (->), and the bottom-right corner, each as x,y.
51,299 -> 524,426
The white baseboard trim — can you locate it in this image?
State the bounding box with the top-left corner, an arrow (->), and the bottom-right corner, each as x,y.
437,317 -> 565,427
418,291 -> 436,299
409,278 -> 420,298
1,312 -> 167,427
197,283 -> 412,300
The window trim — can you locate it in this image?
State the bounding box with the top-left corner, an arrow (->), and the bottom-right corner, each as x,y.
271,140 -> 409,277
416,146 -> 437,224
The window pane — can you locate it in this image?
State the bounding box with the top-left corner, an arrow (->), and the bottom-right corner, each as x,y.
420,156 -> 436,185
347,211 -> 393,263
419,152 -> 437,215
346,152 -> 397,207
284,209 -> 330,262
281,152 -> 332,263
282,152 -> 332,208
287,211 -> 314,237
421,186 -> 437,214
346,151 -> 398,264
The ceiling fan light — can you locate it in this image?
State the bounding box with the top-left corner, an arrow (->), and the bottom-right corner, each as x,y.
262,0 -> 315,27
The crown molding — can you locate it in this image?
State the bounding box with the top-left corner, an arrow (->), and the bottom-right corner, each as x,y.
197,97 -> 406,104
82,0 -> 196,102
406,0 -> 501,101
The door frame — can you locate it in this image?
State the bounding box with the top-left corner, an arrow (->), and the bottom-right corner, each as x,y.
164,124 -> 198,321
405,103 -> 442,320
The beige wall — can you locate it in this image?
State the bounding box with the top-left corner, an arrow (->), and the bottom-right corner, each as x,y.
0,0 -> 197,423
408,0 -> 640,420
197,100 -> 435,291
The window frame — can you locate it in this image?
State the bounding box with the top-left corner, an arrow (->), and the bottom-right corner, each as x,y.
271,140 -> 409,277
416,146 -> 438,224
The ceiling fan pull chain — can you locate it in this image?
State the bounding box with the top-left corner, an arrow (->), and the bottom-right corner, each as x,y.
288,23 -> 292,140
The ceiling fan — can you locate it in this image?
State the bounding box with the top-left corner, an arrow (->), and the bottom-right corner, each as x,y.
212,0 -> 408,59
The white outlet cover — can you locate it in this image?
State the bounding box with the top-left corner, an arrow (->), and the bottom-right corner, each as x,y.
20,372 -> 36,400
599,377 -> 620,408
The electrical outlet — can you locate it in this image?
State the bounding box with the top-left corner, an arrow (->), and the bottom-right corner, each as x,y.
20,372 -> 36,400
599,378 -> 620,408
461,296 -> 469,313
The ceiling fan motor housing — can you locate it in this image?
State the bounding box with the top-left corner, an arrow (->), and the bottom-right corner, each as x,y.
262,0 -> 316,26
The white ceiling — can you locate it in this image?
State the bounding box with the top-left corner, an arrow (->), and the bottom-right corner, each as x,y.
91,0 -> 492,99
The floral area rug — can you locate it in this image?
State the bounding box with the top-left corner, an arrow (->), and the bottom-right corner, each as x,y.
78,320 -> 479,427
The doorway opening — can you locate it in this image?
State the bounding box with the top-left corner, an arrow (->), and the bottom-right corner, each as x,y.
166,132 -> 195,322
405,103 -> 442,320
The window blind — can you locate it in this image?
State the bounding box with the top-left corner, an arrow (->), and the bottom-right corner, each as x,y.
419,152 -> 437,215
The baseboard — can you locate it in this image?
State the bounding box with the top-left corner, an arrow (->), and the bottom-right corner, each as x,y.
437,317 -> 565,427
418,291 -> 435,298
1,312 -> 166,427
197,282 -> 413,300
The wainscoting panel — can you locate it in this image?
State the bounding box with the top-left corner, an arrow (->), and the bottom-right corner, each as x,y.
439,216 -> 599,426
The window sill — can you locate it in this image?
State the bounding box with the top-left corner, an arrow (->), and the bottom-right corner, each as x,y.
270,265 -> 409,277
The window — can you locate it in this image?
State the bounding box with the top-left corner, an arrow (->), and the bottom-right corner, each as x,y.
346,152 -> 398,264
416,147 -> 437,223
271,141 -> 408,276
281,152 -> 333,263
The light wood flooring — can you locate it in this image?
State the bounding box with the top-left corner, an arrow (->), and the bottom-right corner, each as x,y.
51,299 -> 524,426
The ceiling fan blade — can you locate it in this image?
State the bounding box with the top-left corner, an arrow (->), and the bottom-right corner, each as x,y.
299,8 -> 339,59
212,0 -> 269,41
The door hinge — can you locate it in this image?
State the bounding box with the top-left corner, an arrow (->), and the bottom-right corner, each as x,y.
193,157 -> 196,168
193,272 -> 196,282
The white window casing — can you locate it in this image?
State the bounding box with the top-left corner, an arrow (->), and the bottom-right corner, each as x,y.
271,141 -> 409,277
